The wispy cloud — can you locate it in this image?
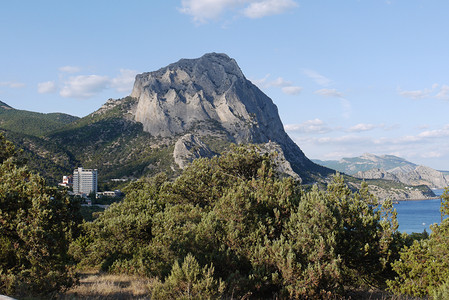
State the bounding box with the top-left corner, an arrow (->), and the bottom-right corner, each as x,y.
282,86 -> 302,95
435,84 -> 449,100
303,69 -> 332,86
398,88 -> 431,100
313,88 -> 350,118
243,0 -> 298,19
398,84 -> 449,101
285,119 -> 331,134
0,81 -> 25,88
59,66 -> 81,73
179,0 -> 298,23
347,123 -> 379,132
110,69 -> 138,93
251,74 -> 302,96
37,81 -> 57,94
290,123 -> 449,167
314,88 -> 344,98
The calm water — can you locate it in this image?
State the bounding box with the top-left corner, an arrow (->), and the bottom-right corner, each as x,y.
394,189 -> 446,233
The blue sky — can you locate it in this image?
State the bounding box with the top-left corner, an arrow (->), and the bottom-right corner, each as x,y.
1,0 -> 449,170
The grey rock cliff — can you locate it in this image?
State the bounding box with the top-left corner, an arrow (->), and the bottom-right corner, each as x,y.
355,168 -> 400,182
131,53 -> 286,144
129,53 -> 331,182
173,134 -> 215,169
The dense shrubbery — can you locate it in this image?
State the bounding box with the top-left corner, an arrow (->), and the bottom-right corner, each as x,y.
0,134 -> 82,297
71,145 -> 402,298
387,187 -> 449,297
4,132 -> 449,298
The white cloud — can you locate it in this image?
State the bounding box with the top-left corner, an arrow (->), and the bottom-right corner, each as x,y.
270,77 -> 292,87
303,69 -> 332,86
55,68 -> 138,99
59,66 -> 81,73
397,84 -> 449,101
37,81 -> 57,94
110,69 -> 138,93
60,75 -> 110,99
0,81 -> 25,88
417,125 -> 449,139
435,85 -> 449,100
289,123 -> 449,169
179,0 -> 246,23
243,0 -> 298,19
347,123 -> 378,132
314,88 -> 344,98
398,88 -> 431,100
282,86 -> 302,95
250,73 -> 271,88
421,151 -> 443,158
285,119 -> 331,134
179,0 -> 298,23
251,74 -> 302,96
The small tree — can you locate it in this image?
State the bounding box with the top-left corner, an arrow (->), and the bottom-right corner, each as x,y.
388,187 -> 449,297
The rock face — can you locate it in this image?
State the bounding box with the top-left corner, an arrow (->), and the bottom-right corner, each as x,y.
130,53 -> 331,182
173,134 -> 216,169
390,165 -> 449,189
317,153 -> 449,189
355,163 -> 449,189
355,168 -> 400,182
131,53 -> 287,143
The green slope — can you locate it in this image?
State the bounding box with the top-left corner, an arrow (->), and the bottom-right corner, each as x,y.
0,100 -> 79,137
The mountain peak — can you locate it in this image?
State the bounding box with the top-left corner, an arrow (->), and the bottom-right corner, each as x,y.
130,53 -> 275,141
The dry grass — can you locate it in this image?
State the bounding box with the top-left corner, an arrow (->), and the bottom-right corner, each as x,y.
58,271 -> 151,300
56,272 -> 426,300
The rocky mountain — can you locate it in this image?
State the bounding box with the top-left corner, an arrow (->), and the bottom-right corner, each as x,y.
313,153 -> 416,175
126,53 -> 330,182
0,53 -> 328,184
315,153 -> 449,189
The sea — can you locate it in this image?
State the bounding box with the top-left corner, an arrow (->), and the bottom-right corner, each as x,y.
393,188 -> 446,233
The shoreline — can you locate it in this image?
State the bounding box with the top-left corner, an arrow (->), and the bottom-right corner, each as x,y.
396,197 -> 441,202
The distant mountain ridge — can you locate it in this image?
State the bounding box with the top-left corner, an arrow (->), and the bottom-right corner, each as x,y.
314,154 -> 449,189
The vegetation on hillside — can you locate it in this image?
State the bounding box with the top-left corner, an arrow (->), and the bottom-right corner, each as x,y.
0,134 -> 82,297
0,102 -> 79,137
70,145 -> 404,298
2,133 -> 449,299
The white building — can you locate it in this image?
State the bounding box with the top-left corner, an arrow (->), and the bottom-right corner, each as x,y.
73,167 -> 98,196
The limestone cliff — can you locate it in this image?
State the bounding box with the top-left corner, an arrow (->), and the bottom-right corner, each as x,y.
129,53 -> 331,182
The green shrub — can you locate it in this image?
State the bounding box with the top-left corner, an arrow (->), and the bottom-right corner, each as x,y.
387,187 -> 449,297
0,134 -> 81,297
149,253 -> 225,300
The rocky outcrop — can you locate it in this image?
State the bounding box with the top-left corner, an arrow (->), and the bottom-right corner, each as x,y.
130,53 -> 332,182
391,165 -> 449,189
355,168 -> 400,182
131,53 -> 288,143
356,164 -> 449,189
173,134 -> 215,169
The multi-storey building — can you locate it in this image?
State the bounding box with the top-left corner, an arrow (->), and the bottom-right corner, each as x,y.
73,167 -> 98,195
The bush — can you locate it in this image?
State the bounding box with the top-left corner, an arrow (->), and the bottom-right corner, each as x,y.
387,187 -> 449,297
0,134 -> 81,297
149,253 -> 225,300
74,145 -> 400,298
